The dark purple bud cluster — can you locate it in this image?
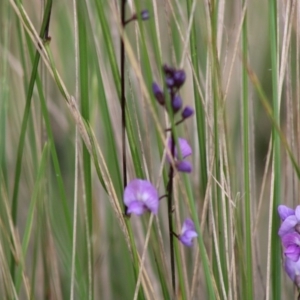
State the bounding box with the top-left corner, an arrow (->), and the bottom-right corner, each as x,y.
163,64 -> 186,90
152,64 -> 194,119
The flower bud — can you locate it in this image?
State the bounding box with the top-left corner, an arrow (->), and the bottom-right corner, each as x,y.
163,64 -> 175,76
140,9 -> 150,20
176,161 -> 192,173
152,82 -> 165,105
182,106 -> 194,119
166,77 -> 175,88
172,95 -> 182,113
173,70 -> 186,88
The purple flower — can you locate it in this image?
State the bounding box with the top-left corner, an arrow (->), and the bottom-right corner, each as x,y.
182,106 -> 194,119
124,179 -> 159,215
285,257 -> 300,288
278,205 -> 300,237
282,232 -> 300,262
179,218 -> 198,247
167,138 -> 192,173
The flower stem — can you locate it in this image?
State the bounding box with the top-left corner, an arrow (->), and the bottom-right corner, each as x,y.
167,132 -> 176,295
121,0 -> 127,213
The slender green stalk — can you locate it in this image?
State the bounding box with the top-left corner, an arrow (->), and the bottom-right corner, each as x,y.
0,1 -> 10,188
186,0 -> 207,199
121,0 -> 127,214
167,134 -> 176,294
210,1 -> 228,295
242,5 -> 253,299
269,0 -> 281,298
76,1 -> 94,297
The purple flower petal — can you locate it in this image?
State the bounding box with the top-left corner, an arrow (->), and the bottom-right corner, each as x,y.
278,205 -> 295,221
179,218 -> 198,247
127,201 -> 147,215
167,138 -> 192,161
176,161 -> 192,173
278,215 -> 298,237
181,218 -> 196,232
282,232 -> 300,245
285,245 -> 300,262
295,206 -> 300,220
285,257 -> 300,287
124,179 -> 159,215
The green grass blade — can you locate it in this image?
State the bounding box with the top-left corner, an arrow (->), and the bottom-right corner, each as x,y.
242,6 -> 253,299
269,0 -> 281,298
76,1 -> 94,298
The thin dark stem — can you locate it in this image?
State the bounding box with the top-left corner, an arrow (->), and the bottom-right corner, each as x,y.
124,15 -> 135,26
159,194 -> 168,200
172,231 -> 179,239
121,0 -> 127,213
167,132 -> 176,295
165,118 -> 184,132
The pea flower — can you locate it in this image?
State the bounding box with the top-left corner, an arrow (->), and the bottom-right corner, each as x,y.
282,232 -> 300,262
179,218 -> 198,247
285,257 -> 300,288
124,179 -> 159,215
167,138 -> 192,173
278,205 -> 300,237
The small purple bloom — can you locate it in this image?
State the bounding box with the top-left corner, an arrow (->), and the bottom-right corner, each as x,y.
124,179 -> 159,215
167,138 -> 192,173
152,82 -> 165,105
140,9 -> 150,20
182,106 -> 194,119
179,218 -> 198,247
282,232 -> 300,262
278,205 -> 300,237
172,95 -> 182,113
285,257 -> 300,288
